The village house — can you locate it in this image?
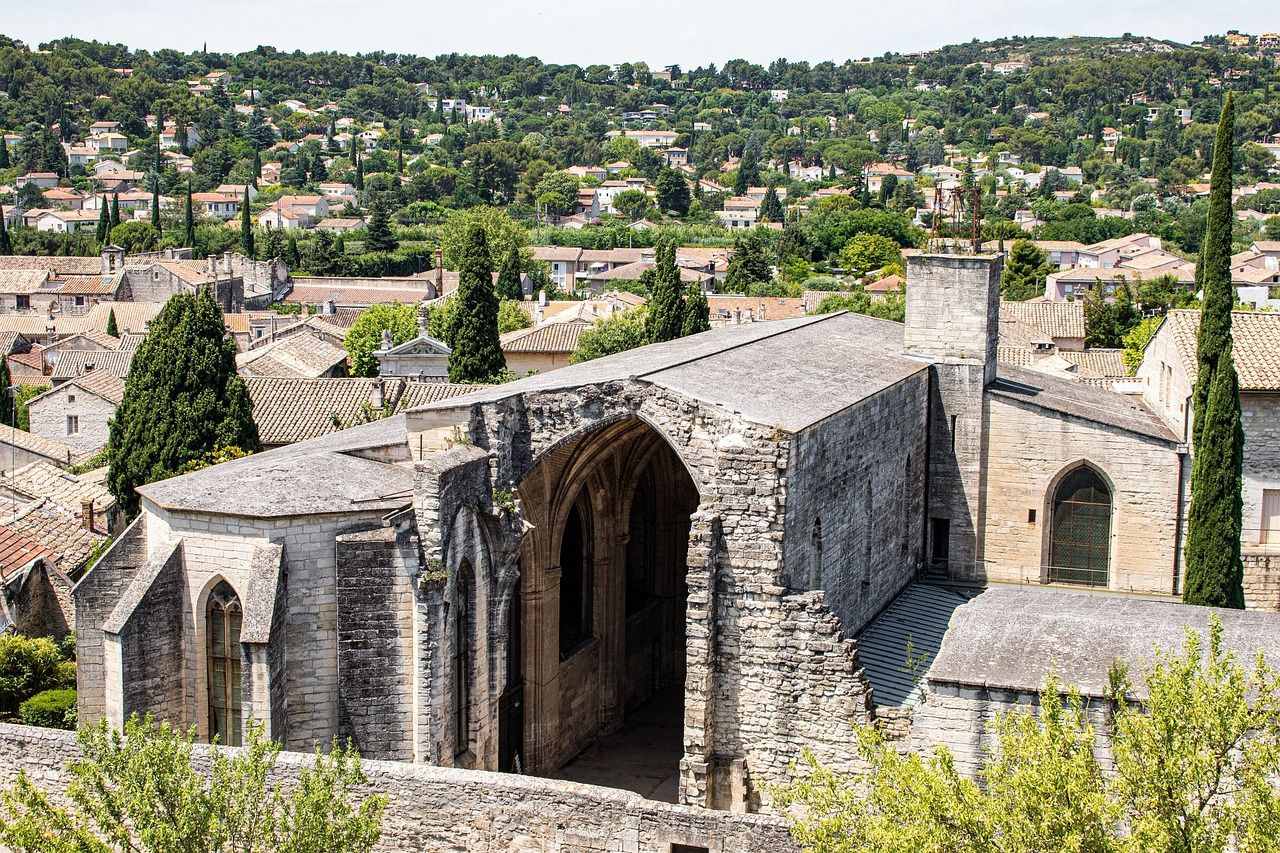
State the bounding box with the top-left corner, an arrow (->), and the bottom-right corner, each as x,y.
27,368 -> 125,454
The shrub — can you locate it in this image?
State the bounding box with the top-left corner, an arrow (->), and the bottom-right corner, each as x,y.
17,689 -> 76,730
0,635 -> 63,719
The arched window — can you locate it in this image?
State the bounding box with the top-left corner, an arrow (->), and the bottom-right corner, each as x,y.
206,581 -> 242,746
559,498 -> 593,658
1049,467 -> 1112,587
454,559 -> 473,757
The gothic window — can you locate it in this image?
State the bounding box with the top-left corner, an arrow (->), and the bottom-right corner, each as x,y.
1049,467 -> 1112,587
559,498 -> 593,658
206,581 -> 242,747
454,559 -> 473,757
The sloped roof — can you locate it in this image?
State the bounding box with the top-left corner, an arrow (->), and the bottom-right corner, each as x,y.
416,312 -> 930,433
0,270 -> 52,294
395,381 -> 477,410
5,498 -> 106,570
47,368 -> 126,405
999,299 -> 1086,339
0,331 -> 31,356
856,583 -> 972,708
0,525 -> 57,581
1162,309 -> 1280,392
0,256 -> 101,275
237,333 -> 348,379
0,427 -> 92,467
990,364 -> 1178,442
500,322 -> 589,354
4,461 -> 115,524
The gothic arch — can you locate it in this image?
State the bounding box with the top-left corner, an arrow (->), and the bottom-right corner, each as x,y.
1042,461 -> 1115,587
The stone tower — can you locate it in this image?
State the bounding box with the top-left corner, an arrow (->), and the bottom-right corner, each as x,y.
904,253 -> 1002,582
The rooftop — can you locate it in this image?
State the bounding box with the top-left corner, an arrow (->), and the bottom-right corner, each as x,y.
1162,309 -> 1280,392
990,364 -> 1178,442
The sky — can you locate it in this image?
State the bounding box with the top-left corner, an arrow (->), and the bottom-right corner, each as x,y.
4,0 -> 1278,67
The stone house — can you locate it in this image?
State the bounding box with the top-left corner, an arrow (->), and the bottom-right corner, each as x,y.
373,329 -> 451,382
27,368 -> 125,454
72,253 -> 1277,814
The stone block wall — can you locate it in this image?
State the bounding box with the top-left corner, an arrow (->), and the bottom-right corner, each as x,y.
3,560 -> 74,639
336,525 -> 417,761
784,373 -> 928,635
1245,553 -> 1280,611
980,394 -> 1182,593
0,723 -> 798,853
110,541 -> 186,727
28,388 -> 115,453
1242,394 -> 1280,548
904,254 -> 1002,380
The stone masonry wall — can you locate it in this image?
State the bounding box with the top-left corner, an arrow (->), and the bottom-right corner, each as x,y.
336,526 -> 416,761
113,542 -> 186,724
1242,394 -> 1280,548
0,723 -> 798,853
28,388 -> 115,453
981,393 -> 1182,593
1245,553 -> 1280,612
783,373 -> 928,636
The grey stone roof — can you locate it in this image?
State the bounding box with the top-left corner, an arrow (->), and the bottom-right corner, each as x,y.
927,587 -> 1280,699
415,312 -> 929,433
991,364 -> 1179,443
138,415 -> 414,518
856,583 -> 972,708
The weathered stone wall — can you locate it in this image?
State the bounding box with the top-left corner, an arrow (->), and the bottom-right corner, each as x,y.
111,541 -> 186,726
0,723 -> 798,853
336,525 -> 417,761
980,393 -> 1182,593
1242,394 -> 1280,548
74,515 -> 149,724
28,388 -> 115,453
784,373 -> 928,635
1245,553 -> 1280,612
2,560 -> 73,638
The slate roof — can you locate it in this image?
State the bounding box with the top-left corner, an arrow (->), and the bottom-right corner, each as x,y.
856,583 -> 972,708
990,364 -> 1178,442
927,587 -> 1280,699
1161,309 -> 1280,392
138,415 -> 416,518
416,312 -> 930,433
236,333 -> 348,379
999,299 -> 1086,339
500,322 -> 589,354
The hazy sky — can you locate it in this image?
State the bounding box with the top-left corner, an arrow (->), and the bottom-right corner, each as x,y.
5,0 -> 1277,67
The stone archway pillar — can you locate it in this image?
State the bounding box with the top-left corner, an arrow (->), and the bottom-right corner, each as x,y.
679,508 -> 721,807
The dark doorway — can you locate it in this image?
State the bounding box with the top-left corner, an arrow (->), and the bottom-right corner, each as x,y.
498,585 -> 524,773
930,517 -> 950,575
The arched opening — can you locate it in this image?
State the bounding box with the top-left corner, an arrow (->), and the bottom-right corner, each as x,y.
206,581 -> 242,747
515,416 -> 700,801
1048,466 -> 1113,587
454,558 -> 474,760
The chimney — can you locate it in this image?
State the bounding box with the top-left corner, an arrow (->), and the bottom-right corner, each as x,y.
370,379 -> 385,410
80,497 -> 94,531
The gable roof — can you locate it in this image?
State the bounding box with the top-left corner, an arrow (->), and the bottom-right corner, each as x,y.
54,368 -> 126,405
0,427 -> 92,467
990,364 -> 1178,442
1161,309 -> 1280,392
0,525 -> 58,581
500,322 -> 589,354
4,462 -> 115,527
236,333 -> 349,379
999,299 -> 1086,339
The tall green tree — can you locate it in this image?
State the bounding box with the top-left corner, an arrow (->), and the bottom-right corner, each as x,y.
107,290 -> 260,517
496,241 -> 524,301
95,202 -> 110,243
0,214 -> 10,256
354,149 -> 364,191
251,148 -> 261,189
0,355 -> 12,428
759,186 -> 784,223
681,282 -> 711,336
183,180 -> 195,248
363,199 -> 397,254
1185,94 -> 1244,609
570,307 -> 649,364
447,223 -> 506,383
644,241 -> 684,343
106,308 -> 118,338
0,716 -> 385,852
655,168 -> 691,216
723,230 -> 773,293
109,193 -> 120,230
0,139 -> 9,170
150,179 -> 161,232
343,303 -> 418,376
240,186 -> 254,256
1001,239 -> 1054,301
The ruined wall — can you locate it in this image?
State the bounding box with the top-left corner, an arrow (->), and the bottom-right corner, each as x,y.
783,373 -> 928,636
0,723 -> 797,853
980,394 -> 1182,593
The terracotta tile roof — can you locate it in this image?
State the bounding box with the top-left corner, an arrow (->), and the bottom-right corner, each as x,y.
501,321 -> 590,354
0,428 -> 88,467
236,333 -> 348,379
4,461 -> 115,528
3,498 -> 105,571
0,270 -> 52,294
50,368 -> 126,405
999,299 -> 1086,339
49,349 -> 134,381
394,381 -> 477,410
0,524 -> 57,580
1163,309 -> 1280,392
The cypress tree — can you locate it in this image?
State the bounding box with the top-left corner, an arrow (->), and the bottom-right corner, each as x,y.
644,241 -> 684,343
363,198 -> 397,253
0,214 -> 10,256
0,355 -> 11,428
760,186 -> 784,222
110,193 -> 120,229
0,138 -> 9,170
183,180 -> 195,248
150,179 -> 161,232
106,307 -> 118,338
107,289 -> 260,518
96,201 -> 111,243
496,242 -> 524,301
354,151 -> 364,191
447,223 -> 506,383
1185,94 -> 1245,609
681,281 -> 711,336
1183,348 -> 1245,608
252,148 -> 261,188
240,186 -> 254,256
285,234 -> 300,268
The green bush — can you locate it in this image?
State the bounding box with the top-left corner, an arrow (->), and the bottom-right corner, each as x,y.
17,688 -> 77,730
0,635 -> 63,719
56,660 -> 77,689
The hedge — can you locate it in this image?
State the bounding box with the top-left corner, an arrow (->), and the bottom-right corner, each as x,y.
18,688 -> 77,730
